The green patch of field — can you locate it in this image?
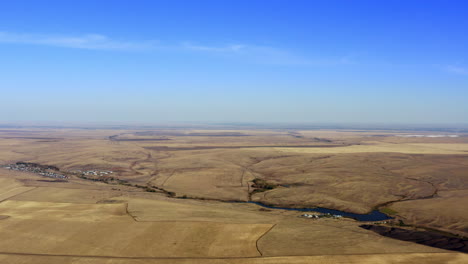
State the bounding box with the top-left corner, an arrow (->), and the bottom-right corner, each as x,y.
380,207 -> 398,215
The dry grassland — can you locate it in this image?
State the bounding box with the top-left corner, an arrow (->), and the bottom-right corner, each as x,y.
0,219 -> 270,258
390,190 -> 468,237
274,142 -> 468,154
0,253 -> 466,264
0,128 -> 466,263
0,178 -> 35,202
0,200 -> 271,258
258,220 -> 444,256
0,200 -> 128,221
124,197 -> 276,223
11,186 -> 123,203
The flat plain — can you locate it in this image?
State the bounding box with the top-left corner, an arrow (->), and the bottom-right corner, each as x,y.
0,127 -> 467,263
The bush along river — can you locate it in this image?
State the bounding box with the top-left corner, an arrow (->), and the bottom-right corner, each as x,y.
247,201 -> 393,221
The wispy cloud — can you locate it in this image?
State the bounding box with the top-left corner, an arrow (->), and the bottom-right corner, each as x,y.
445,65 -> 468,75
182,43 -> 246,52
0,31 -> 354,66
0,31 -> 155,51
183,42 -> 353,66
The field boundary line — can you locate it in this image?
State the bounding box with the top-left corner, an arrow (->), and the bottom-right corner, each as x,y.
255,224 -> 277,256
125,203 -> 138,222
0,186 -> 38,203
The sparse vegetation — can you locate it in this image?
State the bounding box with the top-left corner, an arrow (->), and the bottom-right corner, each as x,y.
398,219 -> 408,226
251,178 -> 278,193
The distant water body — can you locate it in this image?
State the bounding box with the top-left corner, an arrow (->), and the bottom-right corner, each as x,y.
248,201 -> 393,222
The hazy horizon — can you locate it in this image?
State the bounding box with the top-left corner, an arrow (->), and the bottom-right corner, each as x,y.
1,0 -> 467,124
2,120 -> 468,132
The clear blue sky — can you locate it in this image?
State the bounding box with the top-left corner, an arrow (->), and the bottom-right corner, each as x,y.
1,0 -> 467,124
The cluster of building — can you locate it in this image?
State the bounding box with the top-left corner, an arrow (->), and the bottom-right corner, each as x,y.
73,170 -> 113,177
3,162 -> 68,180
301,213 -> 343,219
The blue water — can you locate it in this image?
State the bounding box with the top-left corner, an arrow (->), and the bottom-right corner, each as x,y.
248,202 -> 392,222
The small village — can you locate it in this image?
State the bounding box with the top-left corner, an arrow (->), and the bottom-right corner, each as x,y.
71,169 -> 114,177
301,213 -> 343,219
2,162 -> 68,180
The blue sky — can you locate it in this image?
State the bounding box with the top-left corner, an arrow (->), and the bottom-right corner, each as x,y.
1,0 -> 467,124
